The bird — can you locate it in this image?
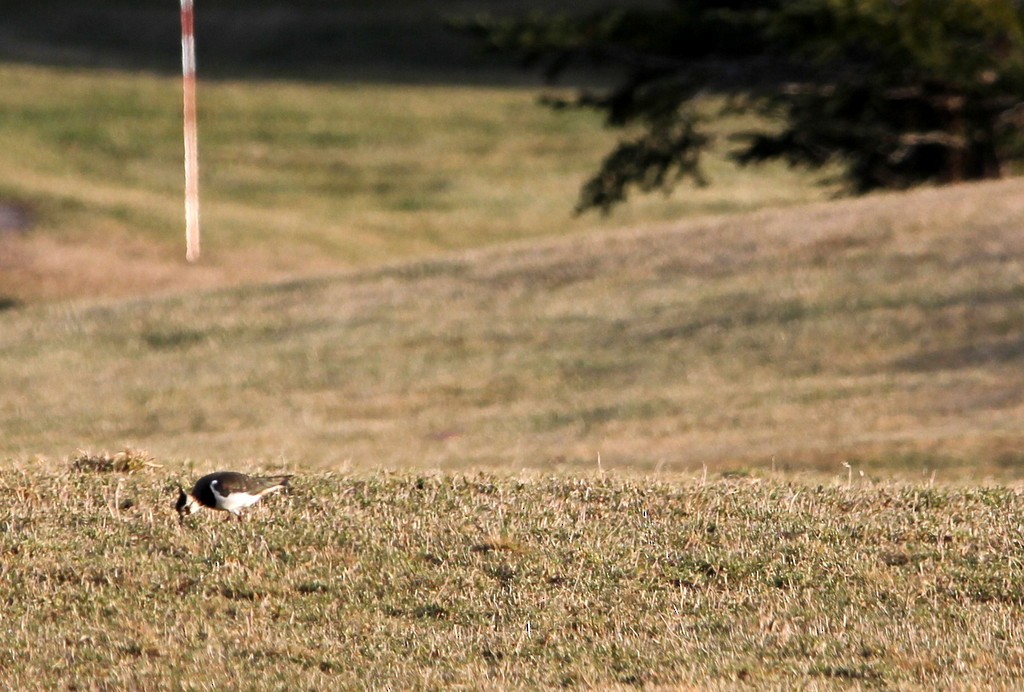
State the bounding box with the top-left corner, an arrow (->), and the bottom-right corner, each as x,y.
176,471 -> 292,524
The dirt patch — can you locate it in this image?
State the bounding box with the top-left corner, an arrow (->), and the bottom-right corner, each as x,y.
0,202 -> 33,234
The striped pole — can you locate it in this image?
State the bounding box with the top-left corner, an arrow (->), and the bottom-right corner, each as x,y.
181,0 -> 200,262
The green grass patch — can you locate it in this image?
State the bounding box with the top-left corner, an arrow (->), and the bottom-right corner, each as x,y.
0,61 -> 836,302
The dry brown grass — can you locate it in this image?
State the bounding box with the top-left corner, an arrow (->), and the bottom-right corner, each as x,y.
69,447 -> 157,474
2,178 -> 1023,478
3,469 -> 1024,688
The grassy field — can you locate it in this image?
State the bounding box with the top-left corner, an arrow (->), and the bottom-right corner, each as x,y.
3,468 -> 1024,688
4,5 -> 1024,687
0,61 -> 834,304
2,177 -> 1024,479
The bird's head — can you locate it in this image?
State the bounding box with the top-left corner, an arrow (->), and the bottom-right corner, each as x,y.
175,485 -> 200,524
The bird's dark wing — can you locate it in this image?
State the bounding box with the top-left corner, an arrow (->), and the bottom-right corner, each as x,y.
217,473 -> 291,496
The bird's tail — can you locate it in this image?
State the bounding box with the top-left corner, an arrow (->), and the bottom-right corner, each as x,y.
259,475 -> 293,494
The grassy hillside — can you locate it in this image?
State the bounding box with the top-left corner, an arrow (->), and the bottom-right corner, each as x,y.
0,62 -> 833,304
2,178 -> 1023,479
7,6 -> 1024,688
3,469 -> 1024,688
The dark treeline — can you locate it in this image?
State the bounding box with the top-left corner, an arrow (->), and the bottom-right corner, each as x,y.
455,1 -> 1024,211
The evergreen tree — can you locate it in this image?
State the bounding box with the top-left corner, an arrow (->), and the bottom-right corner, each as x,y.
454,0 -> 1024,212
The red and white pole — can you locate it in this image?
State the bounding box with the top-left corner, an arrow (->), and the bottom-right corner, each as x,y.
181,0 -> 200,262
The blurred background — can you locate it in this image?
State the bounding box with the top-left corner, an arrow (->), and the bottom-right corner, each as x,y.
2,1 -> 1023,480
0,0 -> 833,303
4,0 -> 607,81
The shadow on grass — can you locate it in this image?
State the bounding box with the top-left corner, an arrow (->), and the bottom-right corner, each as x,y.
0,2 -> 624,86
896,336 -> 1024,372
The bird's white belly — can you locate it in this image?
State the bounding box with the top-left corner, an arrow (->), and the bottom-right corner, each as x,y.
211,482 -> 263,513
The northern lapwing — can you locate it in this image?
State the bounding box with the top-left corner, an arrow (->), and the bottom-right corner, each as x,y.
176,471 -> 292,524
